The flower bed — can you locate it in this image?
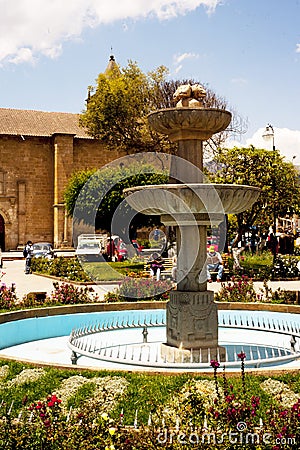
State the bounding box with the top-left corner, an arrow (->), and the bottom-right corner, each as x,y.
0,280 -> 99,312
0,358 -> 299,448
104,276 -> 173,302
31,257 -> 145,282
215,275 -> 300,304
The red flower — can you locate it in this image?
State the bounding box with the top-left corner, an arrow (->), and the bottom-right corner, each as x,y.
210,359 -> 220,369
47,394 -> 62,407
237,351 -> 246,360
251,396 -> 260,407
226,394 -> 235,402
43,419 -> 51,428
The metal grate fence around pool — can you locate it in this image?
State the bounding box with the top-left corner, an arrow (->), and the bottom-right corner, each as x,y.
68,311 -> 300,370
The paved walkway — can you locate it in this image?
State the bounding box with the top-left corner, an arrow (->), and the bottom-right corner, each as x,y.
1,257 -> 300,301
0,259 -> 118,301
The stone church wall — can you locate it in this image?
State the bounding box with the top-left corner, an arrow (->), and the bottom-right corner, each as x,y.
0,133 -> 124,250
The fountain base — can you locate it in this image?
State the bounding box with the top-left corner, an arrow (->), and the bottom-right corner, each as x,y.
166,290 -> 219,349
160,342 -> 226,363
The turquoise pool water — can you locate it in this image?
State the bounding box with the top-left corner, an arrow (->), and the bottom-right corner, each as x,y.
0,309 -> 166,349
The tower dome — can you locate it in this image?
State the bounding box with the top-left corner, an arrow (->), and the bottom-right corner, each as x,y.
104,54 -> 120,78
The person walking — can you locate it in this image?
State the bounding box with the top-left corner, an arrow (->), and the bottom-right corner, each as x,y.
231,229 -> 246,271
24,240 -> 33,274
266,232 -> 278,260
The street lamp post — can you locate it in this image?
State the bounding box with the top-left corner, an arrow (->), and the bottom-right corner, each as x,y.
262,124 -> 277,262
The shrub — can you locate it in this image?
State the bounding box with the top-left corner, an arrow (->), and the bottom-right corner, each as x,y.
240,252 -> 300,281
271,255 -> 300,279
104,277 -> 172,302
238,251 -> 272,280
47,282 -> 99,305
214,275 -> 258,303
18,282 -> 98,309
31,257 -> 91,282
215,276 -> 300,304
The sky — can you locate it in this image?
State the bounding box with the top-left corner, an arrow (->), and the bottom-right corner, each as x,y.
1,0 -> 300,163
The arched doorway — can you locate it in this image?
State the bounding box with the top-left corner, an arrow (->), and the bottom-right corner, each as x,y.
0,214 -> 5,251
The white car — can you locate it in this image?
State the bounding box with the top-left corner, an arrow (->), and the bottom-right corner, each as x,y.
32,242 -> 55,259
75,235 -> 104,261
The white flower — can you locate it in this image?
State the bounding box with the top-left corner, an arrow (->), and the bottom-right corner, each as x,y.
0,365 -> 9,380
6,368 -> 45,387
260,378 -> 300,408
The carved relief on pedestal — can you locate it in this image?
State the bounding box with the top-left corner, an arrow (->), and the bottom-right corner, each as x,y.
166,290 -> 218,349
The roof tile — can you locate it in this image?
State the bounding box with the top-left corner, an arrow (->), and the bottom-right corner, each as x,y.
0,108 -> 92,138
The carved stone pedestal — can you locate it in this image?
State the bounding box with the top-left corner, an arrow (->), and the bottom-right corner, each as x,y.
160,290 -> 225,363
167,290 -> 218,348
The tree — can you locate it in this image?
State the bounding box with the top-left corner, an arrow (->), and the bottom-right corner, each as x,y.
63,164 -> 169,234
206,145 -> 300,233
79,61 -> 170,153
80,60 -> 247,156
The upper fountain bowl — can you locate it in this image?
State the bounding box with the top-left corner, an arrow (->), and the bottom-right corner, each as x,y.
148,108 -> 232,142
124,183 -> 260,226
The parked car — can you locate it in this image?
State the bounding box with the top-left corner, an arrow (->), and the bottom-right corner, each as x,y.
32,242 -> 55,259
75,235 -> 104,261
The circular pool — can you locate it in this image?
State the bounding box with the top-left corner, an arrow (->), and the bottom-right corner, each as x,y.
0,303 -> 299,372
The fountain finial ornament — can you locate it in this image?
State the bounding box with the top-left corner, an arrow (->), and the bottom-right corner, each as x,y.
173,83 -> 206,108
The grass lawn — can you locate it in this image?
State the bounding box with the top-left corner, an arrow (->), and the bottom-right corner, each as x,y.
241,251 -> 273,271
82,261 -> 144,281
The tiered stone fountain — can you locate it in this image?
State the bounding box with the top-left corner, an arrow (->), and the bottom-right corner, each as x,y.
124,84 -> 260,363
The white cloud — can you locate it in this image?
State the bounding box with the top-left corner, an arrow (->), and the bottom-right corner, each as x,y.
8,48 -> 36,65
0,0 -> 221,65
296,43 -> 300,53
226,127 -> 300,165
174,52 -> 199,65
174,64 -> 183,74
173,52 -> 199,74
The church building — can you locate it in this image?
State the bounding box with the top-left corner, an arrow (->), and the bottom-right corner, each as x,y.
0,56 -> 123,251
